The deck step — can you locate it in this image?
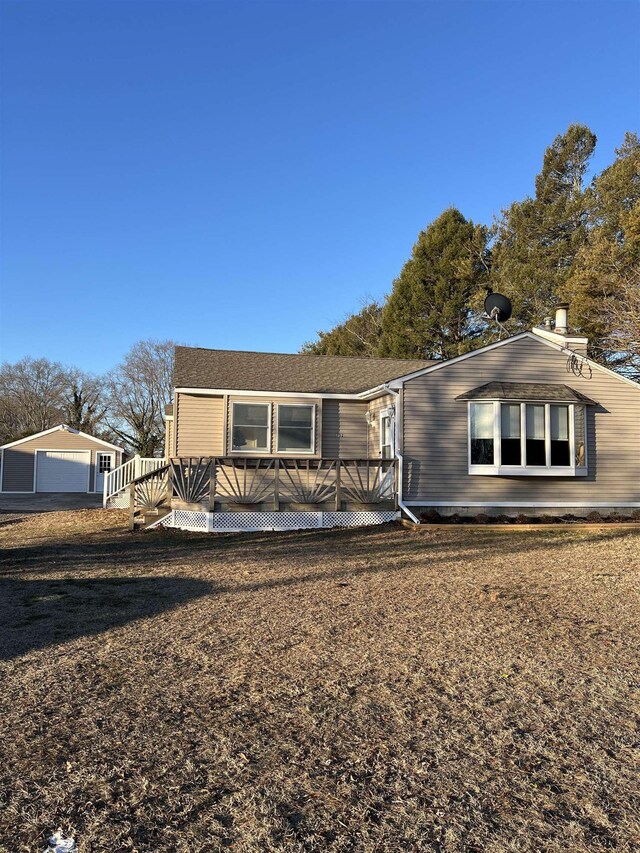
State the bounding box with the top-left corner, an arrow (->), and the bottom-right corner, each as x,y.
135,507 -> 172,530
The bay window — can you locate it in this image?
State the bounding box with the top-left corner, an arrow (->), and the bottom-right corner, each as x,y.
470,402 -> 494,465
526,405 -> 546,466
501,404 -> 521,465
468,401 -> 588,476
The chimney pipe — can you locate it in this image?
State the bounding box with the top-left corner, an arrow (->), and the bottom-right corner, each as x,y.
554,303 -> 569,335
544,316 -> 553,330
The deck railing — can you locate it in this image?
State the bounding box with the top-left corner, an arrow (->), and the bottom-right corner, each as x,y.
168,457 -> 397,511
128,457 -> 397,527
103,455 -> 166,507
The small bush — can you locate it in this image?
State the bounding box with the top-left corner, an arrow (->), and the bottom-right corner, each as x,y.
420,509 -> 442,524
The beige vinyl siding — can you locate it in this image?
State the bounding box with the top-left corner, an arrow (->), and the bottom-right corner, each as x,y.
402,335 -> 640,504
165,418 -> 174,459
367,394 -> 395,458
175,394 -> 224,456
322,400 -> 368,458
1,430 -> 122,492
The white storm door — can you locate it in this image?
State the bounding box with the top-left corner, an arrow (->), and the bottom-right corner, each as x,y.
94,452 -> 115,493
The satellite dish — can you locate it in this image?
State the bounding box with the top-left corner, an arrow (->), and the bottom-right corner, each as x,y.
484,292 -> 512,322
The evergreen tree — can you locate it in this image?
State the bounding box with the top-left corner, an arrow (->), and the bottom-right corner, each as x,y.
491,124 -> 597,328
63,371 -> 108,434
567,133 -> 640,374
302,301 -> 383,356
377,208 -> 489,360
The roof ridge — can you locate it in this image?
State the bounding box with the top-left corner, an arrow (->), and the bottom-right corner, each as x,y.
175,345 -> 432,365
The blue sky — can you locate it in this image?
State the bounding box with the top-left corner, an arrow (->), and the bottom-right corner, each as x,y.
1,1 -> 638,374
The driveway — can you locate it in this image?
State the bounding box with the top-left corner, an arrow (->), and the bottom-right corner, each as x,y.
0,493 -> 103,514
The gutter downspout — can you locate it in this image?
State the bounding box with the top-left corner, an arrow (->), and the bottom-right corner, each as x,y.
384,385 -> 420,525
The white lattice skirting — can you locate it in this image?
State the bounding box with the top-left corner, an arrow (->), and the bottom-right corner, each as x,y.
151,510 -> 399,533
106,492 -> 130,509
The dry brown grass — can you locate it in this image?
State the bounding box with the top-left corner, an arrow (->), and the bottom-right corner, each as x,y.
1,511 -> 639,852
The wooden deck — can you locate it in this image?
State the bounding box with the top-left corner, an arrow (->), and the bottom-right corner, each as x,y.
128,457 -> 397,529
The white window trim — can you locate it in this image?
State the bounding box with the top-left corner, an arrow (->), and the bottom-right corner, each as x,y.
231,402 -> 272,453
276,404 -> 316,454
379,408 -> 394,459
467,401 -> 589,477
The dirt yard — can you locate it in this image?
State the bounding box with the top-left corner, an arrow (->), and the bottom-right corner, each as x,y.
1,510 -> 639,853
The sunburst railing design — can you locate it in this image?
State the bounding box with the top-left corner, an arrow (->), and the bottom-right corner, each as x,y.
279,459 -> 337,504
160,457 -> 396,514
134,465 -> 170,511
214,458 -> 276,504
171,457 -> 213,504
340,460 -> 395,505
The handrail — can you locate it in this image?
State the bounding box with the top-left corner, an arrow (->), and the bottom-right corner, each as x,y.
103,455 -> 166,506
130,462 -> 170,485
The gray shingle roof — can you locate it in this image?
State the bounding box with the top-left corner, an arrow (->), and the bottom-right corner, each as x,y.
456,381 -> 596,404
174,346 -> 434,395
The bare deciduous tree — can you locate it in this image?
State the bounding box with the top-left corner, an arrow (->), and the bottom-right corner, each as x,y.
0,358 -> 110,445
107,340 -> 176,456
0,357 -> 68,443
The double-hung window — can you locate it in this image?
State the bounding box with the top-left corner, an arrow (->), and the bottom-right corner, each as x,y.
231,403 -> 271,452
277,404 -> 315,453
468,401 -> 588,476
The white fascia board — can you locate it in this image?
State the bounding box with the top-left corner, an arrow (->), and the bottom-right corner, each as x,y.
380,331 -> 640,392
357,384 -> 403,401
0,423 -> 71,449
531,327 -> 588,347
71,431 -> 125,452
175,387 -> 360,400
403,500 -> 640,508
383,334 -> 532,387
524,332 -> 640,391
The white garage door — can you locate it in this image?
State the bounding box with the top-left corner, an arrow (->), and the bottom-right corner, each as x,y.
36,450 -> 90,492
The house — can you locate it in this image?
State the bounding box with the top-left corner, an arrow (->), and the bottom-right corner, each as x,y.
0,424 -> 125,495
105,305 -> 640,531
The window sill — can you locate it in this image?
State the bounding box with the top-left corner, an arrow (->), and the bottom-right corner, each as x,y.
228,450 -> 319,458
469,466 -> 588,477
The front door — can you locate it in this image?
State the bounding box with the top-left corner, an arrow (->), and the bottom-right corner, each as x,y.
95,452 -> 115,493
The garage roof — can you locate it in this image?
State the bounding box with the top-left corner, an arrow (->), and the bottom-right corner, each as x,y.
0,424 -> 124,452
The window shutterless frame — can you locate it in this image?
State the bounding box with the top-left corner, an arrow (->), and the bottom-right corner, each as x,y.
230,402 -> 272,453
275,404 -> 315,454
467,401 -> 588,476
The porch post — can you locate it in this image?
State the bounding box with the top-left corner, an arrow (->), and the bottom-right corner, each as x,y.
273,459 -> 280,511
335,461 -> 341,512
128,482 -> 136,530
208,459 -> 216,512
165,461 -> 174,508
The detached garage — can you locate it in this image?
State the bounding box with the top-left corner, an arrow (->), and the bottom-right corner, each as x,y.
0,425 -> 124,494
